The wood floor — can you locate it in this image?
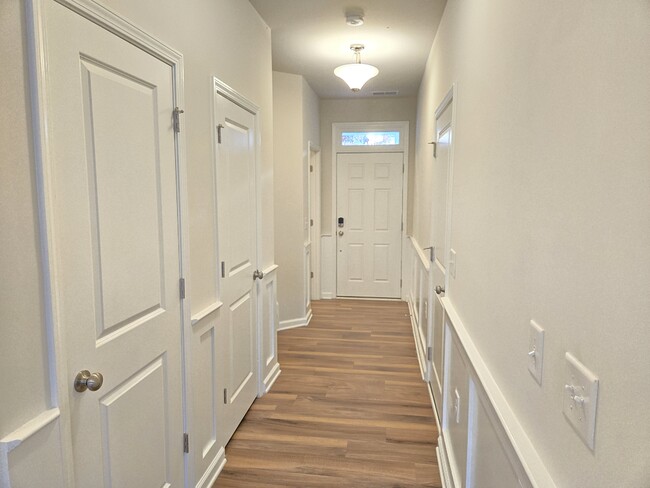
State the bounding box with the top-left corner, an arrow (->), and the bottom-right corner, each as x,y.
214,299 -> 441,487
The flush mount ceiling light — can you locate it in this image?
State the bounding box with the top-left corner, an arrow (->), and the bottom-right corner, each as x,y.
334,44 -> 379,92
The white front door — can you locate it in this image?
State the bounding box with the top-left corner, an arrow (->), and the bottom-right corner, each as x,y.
44,2 -> 184,486
429,96 -> 454,415
336,152 -> 403,298
215,92 -> 259,443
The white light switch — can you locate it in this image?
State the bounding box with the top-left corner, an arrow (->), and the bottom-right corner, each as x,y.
528,320 -> 544,384
563,352 -> 599,450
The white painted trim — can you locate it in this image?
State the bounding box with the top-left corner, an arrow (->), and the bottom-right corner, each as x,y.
26,1 -> 189,486
195,447 -> 226,488
0,408 -> 61,451
262,263 -> 279,275
191,301 -> 224,325
441,298 -> 556,488
308,142 -> 322,300
277,310 -> 312,331
409,235 -> 432,271
321,292 -> 334,299
437,437 -> 455,488
407,298 -> 427,382
332,121 -> 410,299
262,362 -> 281,394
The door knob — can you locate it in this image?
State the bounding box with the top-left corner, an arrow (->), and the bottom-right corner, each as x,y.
338,230 -> 344,236
74,370 -> 104,392
435,285 -> 445,295
253,269 -> 264,280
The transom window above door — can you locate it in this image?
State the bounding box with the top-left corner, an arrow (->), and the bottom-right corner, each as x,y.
334,121 -> 408,153
341,130 -> 400,146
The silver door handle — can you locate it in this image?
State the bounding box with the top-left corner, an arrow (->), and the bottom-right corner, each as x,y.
435,285 -> 445,295
338,230 -> 344,236
74,370 -> 104,392
253,269 -> 264,280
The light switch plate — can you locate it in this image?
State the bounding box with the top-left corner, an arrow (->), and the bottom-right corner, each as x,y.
528,320 -> 544,384
563,352 -> 599,450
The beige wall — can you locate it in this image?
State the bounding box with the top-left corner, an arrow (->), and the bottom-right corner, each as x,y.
0,0 -> 273,469
0,0 -> 50,437
414,1 -> 650,486
273,72 -> 320,324
319,97 -> 417,235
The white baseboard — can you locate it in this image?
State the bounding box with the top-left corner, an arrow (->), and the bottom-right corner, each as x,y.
437,438 -> 454,488
320,291 -> 334,299
262,362 -> 281,393
195,447 -> 226,488
278,310 -> 312,331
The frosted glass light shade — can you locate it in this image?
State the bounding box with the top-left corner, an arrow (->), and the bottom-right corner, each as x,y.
334,63 -> 379,91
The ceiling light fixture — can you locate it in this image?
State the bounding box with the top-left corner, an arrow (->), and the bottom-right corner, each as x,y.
334,44 -> 379,92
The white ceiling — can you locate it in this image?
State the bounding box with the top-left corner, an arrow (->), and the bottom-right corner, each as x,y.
249,0 -> 447,99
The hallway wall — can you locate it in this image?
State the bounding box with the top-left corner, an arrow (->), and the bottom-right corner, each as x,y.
413,0 -> 650,486
0,0 -> 274,486
273,71 -> 320,325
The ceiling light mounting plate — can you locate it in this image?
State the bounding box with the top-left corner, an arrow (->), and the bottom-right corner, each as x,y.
346,12 -> 364,26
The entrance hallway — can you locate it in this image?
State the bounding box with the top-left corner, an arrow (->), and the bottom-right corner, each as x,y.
215,300 -> 441,487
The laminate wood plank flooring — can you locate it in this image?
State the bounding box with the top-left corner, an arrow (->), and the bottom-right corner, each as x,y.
214,299 -> 441,488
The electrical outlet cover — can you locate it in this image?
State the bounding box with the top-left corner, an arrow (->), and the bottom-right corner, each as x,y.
563,352 -> 599,450
528,320 -> 544,384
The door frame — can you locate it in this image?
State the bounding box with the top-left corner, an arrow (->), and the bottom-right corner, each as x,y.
331,121 -> 410,299
308,142 -> 321,301
26,0 -> 190,486
427,84 -> 457,421
212,77 -> 265,396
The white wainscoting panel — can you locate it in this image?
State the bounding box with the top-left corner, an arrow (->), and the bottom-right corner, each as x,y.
0,409 -> 65,488
320,235 -> 335,298
189,307 -> 225,488
260,265 -> 280,393
406,236 -> 554,488
437,299 -> 554,488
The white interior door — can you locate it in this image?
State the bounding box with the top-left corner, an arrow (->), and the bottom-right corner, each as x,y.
336,152 -> 403,298
215,92 -> 259,444
429,97 -> 454,415
44,2 -> 185,486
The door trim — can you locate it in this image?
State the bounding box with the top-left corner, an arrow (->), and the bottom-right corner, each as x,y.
26,1 -> 189,486
331,121 -> 410,299
212,77 -> 265,396
308,142 -> 321,300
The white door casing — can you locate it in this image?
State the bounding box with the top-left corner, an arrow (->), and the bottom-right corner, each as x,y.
35,1 -> 189,486
336,152 -> 404,298
308,144 -> 321,301
214,88 -> 260,444
429,87 -> 456,418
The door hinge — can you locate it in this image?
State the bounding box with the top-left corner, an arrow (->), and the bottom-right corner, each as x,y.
173,107 -> 184,133
427,346 -> 432,361
183,433 -> 189,453
400,278 -> 403,288
402,163 -> 405,174
428,141 -> 437,158
223,388 -> 228,404
310,165 -> 313,172
310,271 -> 314,278
217,124 -> 224,144
401,221 -> 404,232
310,219 -> 314,227
179,278 -> 186,299
221,261 -> 225,278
